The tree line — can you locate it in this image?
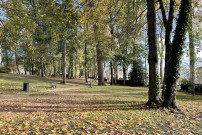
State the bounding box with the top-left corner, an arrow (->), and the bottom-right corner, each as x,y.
0,0 -> 201,108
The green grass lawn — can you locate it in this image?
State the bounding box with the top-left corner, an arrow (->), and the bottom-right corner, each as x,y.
0,73 -> 69,93
66,86 -> 148,93
0,73 -> 201,134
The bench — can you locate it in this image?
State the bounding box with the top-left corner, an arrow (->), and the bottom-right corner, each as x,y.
49,82 -> 57,88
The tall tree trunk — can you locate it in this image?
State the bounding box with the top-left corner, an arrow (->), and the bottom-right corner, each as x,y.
109,7 -> 114,86
96,41 -> 104,86
69,53 -> 74,79
162,0 -> 191,108
189,3 -> 195,96
97,58 -> 104,86
58,59 -> 61,75
110,61 -> 113,85
49,61 -> 52,77
93,56 -> 96,82
74,59 -> 77,78
94,23 -> 104,86
40,57 -> 44,77
5,50 -> 9,67
29,58 -> 32,75
123,65 -> 126,86
114,66 -> 118,84
159,21 -> 165,86
158,0 -> 174,98
145,31 -> 147,85
53,59 -> 56,77
63,40 -> 66,84
31,58 -> 34,75
15,50 -> 20,75
146,0 -> 161,106
43,62 -> 46,76
85,23 -> 88,83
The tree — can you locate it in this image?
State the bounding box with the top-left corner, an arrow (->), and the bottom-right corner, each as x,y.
188,1 -> 195,96
146,0 -> 161,106
162,0 -> 191,108
129,60 -> 144,85
158,0 -> 175,98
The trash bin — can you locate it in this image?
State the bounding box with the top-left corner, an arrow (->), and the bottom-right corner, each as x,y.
23,83 -> 29,92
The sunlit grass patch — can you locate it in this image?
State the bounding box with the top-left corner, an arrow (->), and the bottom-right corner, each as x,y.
0,73 -> 68,94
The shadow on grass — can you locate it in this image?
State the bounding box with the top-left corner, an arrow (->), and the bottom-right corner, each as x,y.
0,99 -> 146,113
66,80 -> 91,86
177,93 -> 202,101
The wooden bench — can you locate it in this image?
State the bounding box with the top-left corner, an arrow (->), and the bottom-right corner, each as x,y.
49,82 -> 57,88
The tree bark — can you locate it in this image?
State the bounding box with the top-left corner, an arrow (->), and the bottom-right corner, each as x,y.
97,41 -> 104,86
162,0 -> 191,108
69,52 -> 74,79
43,62 -> 46,76
40,57 -> 44,77
146,0 -> 161,106
158,0 -> 175,98
94,22 -> 104,86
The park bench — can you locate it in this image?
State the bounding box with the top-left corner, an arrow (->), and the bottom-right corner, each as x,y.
49,82 -> 57,88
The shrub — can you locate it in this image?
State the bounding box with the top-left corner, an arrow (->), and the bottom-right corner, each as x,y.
0,67 -> 11,73
129,61 -> 145,85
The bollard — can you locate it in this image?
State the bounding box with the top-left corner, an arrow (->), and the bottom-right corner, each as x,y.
23,83 -> 29,92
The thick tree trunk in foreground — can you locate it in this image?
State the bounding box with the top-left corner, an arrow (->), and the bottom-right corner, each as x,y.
162,0 -> 191,108
158,0 -> 175,98
146,0 -> 161,106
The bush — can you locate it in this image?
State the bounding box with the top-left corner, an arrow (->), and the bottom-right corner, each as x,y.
129,61 -> 145,85
0,67 -> 11,73
181,79 -> 202,93
181,79 -> 190,91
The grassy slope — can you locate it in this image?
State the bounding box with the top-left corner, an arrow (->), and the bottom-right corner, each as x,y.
0,73 -> 68,93
0,73 -> 201,134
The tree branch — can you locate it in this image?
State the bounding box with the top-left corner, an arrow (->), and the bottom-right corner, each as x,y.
168,0 -> 175,24
158,0 -> 167,27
